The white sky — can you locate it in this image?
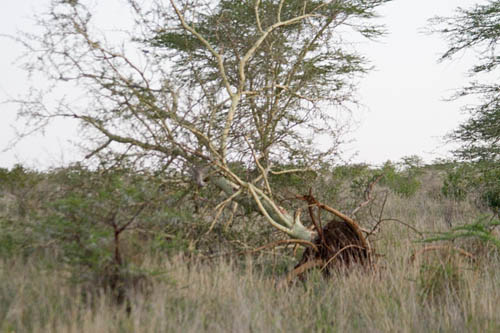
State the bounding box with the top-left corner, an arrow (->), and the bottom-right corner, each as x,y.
0,0 -> 479,169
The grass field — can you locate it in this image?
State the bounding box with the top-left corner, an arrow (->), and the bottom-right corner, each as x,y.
1,169 -> 499,332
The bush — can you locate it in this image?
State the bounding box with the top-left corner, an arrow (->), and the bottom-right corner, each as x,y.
441,161 -> 500,214
422,215 -> 500,254
379,157 -> 422,197
479,166 -> 500,215
0,164 -> 43,217
34,166 -> 167,301
441,163 -> 476,201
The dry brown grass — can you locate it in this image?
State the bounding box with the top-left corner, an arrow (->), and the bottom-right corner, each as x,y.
1,171 -> 500,332
1,249 -> 499,331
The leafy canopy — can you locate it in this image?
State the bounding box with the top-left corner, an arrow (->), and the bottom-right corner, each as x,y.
431,0 -> 500,163
432,1 -> 500,213
16,0 -> 392,240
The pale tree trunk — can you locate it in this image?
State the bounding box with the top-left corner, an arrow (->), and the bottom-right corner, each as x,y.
212,177 -> 316,241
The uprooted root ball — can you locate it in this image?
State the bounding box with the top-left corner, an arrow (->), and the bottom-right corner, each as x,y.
293,219 -> 372,280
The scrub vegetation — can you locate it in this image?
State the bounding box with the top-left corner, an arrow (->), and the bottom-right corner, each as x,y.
2,0 -> 499,331
0,161 -> 499,332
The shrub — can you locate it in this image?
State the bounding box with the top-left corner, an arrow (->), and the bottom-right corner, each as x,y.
36,166 -> 164,301
0,164 -> 43,217
422,215 -> 500,250
441,161 -> 500,214
379,158 -> 422,197
479,166 -> 500,215
441,163 -> 476,201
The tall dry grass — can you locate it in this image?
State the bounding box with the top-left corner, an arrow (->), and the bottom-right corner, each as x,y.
1,171 -> 500,332
1,251 -> 499,332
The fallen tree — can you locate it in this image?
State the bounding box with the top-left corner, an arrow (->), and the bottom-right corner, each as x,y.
15,0 -> 392,267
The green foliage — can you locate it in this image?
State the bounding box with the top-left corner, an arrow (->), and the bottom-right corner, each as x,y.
2,160 -> 500,329
431,0 -> 500,73
432,1 -> 500,213
0,218 -> 34,259
0,164 -> 42,217
0,164 -> 37,191
483,188 -> 500,215
441,163 -> 477,201
29,166 -> 167,299
441,161 -> 500,213
16,0 -> 396,245
269,165 -> 318,189
379,158 -> 422,197
333,163 -> 372,180
143,0 -> 391,165
0,166 -> 42,258
478,164 -> 500,214
348,165 -> 378,199
422,215 -> 500,249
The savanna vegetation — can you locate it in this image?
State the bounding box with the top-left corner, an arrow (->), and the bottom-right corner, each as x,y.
1,0 -> 499,331
1,160 -> 499,331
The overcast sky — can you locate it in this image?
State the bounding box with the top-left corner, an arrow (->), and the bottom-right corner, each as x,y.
0,0 -> 479,169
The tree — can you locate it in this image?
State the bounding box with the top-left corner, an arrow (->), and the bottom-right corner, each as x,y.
17,0 -> 391,241
40,166 -> 160,301
431,1 -> 499,213
431,0 -> 499,163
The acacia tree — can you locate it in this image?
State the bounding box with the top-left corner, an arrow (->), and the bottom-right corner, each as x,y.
18,0 -> 391,241
431,1 -> 499,212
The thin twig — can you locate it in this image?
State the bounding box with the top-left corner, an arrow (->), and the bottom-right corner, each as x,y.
205,189 -> 242,235
351,174 -> 383,216
366,218 -> 423,239
244,136 -> 273,197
